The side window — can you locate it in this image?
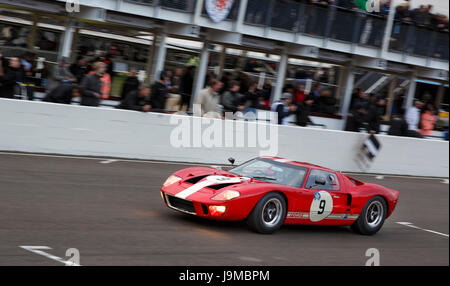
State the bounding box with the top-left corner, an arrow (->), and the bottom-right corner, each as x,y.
305,169 -> 340,191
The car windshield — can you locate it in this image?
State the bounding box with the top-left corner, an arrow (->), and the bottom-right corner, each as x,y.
229,158 -> 308,187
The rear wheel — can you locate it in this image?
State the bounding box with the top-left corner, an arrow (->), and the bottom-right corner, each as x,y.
247,193 -> 287,234
351,196 -> 387,235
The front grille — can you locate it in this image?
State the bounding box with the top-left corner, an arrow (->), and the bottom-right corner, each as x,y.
165,194 -> 196,215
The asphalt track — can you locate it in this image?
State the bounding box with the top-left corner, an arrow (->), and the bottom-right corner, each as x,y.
0,152 -> 448,266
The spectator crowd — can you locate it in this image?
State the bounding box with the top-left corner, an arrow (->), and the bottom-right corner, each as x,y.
1,0 -> 448,140
288,0 -> 449,31
0,48 -> 446,140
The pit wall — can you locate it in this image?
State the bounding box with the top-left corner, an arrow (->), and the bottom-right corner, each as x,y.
0,98 -> 448,177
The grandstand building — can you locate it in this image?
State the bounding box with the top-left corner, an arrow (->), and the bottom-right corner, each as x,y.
0,0 -> 448,132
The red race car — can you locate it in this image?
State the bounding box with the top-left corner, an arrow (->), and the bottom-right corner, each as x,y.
161,157 -> 399,235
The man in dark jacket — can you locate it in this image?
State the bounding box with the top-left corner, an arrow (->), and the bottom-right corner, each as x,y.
120,68 -> 140,100
366,94 -> 382,134
117,85 -> 151,112
318,89 -> 336,115
180,66 -> 195,110
243,81 -> 260,113
149,71 -> 170,111
80,62 -> 105,107
42,84 -> 82,104
388,117 -> 409,137
0,54 -> 23,99
346,90 -> 367,132
69,56 -> 86,83
296,95 -> 314,127
221,81 -> 245,113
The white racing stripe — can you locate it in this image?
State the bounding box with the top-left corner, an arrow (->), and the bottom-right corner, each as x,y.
175,180 -> 217,199
397,222 -> 449,238
175,175 -> 244,199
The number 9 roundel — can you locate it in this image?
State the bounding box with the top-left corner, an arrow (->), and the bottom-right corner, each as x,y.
310,191 -> 333,222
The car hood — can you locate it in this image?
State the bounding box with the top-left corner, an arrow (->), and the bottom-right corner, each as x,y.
172,166 -> 276,194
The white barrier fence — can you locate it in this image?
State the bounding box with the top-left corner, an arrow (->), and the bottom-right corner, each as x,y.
0,98 -> 448,177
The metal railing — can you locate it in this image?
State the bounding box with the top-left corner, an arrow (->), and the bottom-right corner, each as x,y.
245,1 -> 387,48
160,0 -> 197,12
124,0 -> 154,5
389,20 -> 449,60
125,0 -> 197,12
125,0 -> 449,60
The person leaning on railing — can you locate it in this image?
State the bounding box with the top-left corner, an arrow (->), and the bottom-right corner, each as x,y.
117,85 -> 152,112
0,52 -> 24,99
42,84 -> 83,105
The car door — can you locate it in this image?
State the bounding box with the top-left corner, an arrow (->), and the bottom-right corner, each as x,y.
302,169 -> 349,223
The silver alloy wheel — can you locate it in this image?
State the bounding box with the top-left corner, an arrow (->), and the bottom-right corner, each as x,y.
365,201 -> 384,228
261,198 -> 283,227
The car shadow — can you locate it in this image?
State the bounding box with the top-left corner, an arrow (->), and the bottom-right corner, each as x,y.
280,224 -> 352,234
167,213 -> 354,235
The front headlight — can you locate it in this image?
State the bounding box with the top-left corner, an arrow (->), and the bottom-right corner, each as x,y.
211,190 -> 240,201
163,175 -> 182,187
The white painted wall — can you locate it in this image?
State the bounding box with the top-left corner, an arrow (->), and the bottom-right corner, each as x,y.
0,99 -> 448,177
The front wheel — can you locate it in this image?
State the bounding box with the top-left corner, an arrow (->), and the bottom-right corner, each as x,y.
351,196 -> 387,235
247,193 -> 287,234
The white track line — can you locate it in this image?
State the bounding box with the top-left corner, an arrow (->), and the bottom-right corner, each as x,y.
0,151 -> 448,181
396,222 -> 449,238
238,256 -> 263,262
20,246 -> 81,266
0,151 -> 220,167
99,159 -> 118,164
344,172 -> 448,181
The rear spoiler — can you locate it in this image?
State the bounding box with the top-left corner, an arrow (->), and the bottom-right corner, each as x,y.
345,175 -> 365,186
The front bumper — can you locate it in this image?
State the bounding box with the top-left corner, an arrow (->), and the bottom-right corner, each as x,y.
161,187 -> 259,221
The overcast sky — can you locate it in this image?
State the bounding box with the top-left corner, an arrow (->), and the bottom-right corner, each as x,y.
409,0 -> 449,16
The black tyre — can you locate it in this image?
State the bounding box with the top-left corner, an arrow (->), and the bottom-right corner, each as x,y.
351,196 -> 387,235
247,192 -> 287,234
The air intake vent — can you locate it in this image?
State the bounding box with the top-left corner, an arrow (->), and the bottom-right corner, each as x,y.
185,175 -> 210,184
208,183 -> 240,190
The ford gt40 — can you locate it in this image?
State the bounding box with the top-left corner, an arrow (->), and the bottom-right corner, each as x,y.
160,157 -> 399,235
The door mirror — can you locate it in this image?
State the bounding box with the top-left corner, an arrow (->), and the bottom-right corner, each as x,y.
228,157 -> 235,165
315,176 -> 326,186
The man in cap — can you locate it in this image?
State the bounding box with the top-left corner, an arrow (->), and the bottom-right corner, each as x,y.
271,92 -> 297,125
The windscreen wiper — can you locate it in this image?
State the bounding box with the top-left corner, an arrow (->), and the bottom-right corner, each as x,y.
252,176 -> 277,181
